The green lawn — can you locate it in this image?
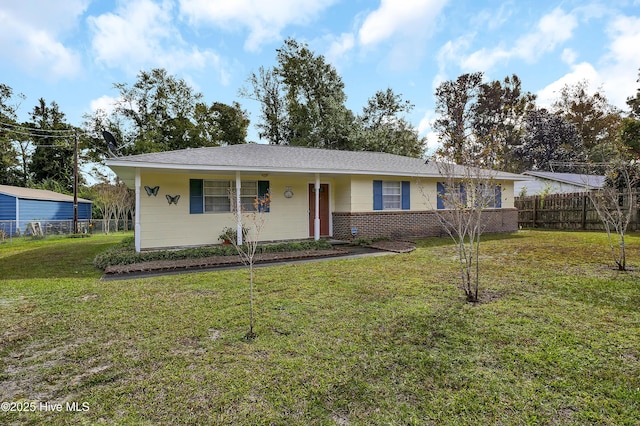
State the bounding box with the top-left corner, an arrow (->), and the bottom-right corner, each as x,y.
1,231 -> 639,425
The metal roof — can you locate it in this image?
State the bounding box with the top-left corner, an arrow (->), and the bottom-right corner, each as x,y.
106,144 -> 524,184
0,185 -> 92,203
522,171 -> 605,189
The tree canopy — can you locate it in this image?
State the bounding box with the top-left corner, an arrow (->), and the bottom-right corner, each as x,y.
433,72 -> 536,168
242,38 -> 425,157
84,68 -> 250,159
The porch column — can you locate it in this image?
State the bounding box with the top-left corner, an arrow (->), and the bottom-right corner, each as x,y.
236,171 -> 243,245
314,173 -> 320,241
134,168 -> 141,253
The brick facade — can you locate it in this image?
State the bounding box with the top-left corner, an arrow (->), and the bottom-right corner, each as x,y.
332,208 -> 519,240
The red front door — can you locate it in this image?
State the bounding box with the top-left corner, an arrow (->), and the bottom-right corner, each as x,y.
308,184 -> 329,237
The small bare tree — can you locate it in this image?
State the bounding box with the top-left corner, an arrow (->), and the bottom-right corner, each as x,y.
113,179 -> 134,231
93,182 -> 118,234
228,189 -> 271,339
432,160 -> 500,302
586,161 -> 639,271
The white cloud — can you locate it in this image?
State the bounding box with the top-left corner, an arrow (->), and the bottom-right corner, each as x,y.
455,8 -> 578,72
600,15 -> 640,108
0,1 -> 87,79
356,0 -> 448,70
536,62 -> 600,108
178,0 -> 337,51
325,33 -> 355,67
88,0 -> 228,82
561,48 -> 578,65
536,14 -> 640,111
358,0 -> 448,47
89,95 -> 119,115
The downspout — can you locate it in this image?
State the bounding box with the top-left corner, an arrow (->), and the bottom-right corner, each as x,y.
134,169 -> 141,252
314,173 -> 320,241
236,171 -> 242,245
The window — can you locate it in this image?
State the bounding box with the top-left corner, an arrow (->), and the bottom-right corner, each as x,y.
383,181 -> 401,209
204,180 -> 233,212
373,180 -> 410,210
190,179 -> 270,214
437,182 -> 502,209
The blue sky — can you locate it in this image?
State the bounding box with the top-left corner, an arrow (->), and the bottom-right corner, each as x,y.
2,0 -> 639,152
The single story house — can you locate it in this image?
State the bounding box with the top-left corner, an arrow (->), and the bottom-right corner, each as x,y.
105,144 -> 523,252
0,185 -> 93,236
515,171 -> 605,196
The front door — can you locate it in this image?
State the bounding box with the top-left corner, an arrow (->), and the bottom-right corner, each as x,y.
308,183 -> 330,237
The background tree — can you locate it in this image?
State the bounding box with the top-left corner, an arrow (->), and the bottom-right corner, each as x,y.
84,68 -> 249,159
513,108 -> 586,172
240,66 -> 287,144
194,101 -> 250,145
0,84 -> 23,186
433,72 -> 483,163
352,88 -> 426,157
28,98 -> 77,192
552,80 -> 623,162
93,180 -> 120,234
627,68 -> 640,117
434,72 -> 536,169
473,74 -> 536,171
243,38 -> 425,156
621,69 -> 640,158
275,38 -> 353,149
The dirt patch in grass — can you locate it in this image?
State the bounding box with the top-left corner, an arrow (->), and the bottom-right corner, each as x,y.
368,240 -> 416,253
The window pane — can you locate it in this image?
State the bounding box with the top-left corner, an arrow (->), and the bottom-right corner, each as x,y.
205,197 -> 230,212
204,180 -> 230,196
240,181 -> 257,196
241,196 -> 257,212
204,180 -> 231,212
382,181 -> 401,209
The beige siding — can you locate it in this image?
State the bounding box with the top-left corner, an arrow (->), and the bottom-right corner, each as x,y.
138,172 -> 312,249
349,176 -> 374,212
333,176 -> 352,211
137,171 -> 515,249
346,176 -> 439,212
500,180 -> 515,209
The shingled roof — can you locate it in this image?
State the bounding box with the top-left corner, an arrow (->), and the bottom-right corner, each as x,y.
106,144 -> 523,184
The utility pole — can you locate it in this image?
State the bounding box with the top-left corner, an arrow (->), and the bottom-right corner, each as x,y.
73,131 -> 79,234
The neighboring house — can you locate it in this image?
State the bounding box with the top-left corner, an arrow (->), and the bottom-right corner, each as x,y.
0,185 -> 93,235
515,171 -> 605,196
105,144 -> 523,252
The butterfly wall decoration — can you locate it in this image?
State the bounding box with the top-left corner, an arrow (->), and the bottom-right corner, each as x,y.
144,185 -> 160,197
166,194 -> 180,205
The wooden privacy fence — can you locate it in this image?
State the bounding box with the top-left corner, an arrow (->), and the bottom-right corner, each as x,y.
515,192 -> 640,231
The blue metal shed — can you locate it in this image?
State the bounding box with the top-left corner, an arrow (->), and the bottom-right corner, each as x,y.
0,185 -> 92,236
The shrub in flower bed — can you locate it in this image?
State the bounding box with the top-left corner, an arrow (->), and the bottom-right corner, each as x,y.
93,237 -> 332,269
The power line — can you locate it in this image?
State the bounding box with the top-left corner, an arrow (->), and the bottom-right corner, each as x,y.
0,120 -> 92,141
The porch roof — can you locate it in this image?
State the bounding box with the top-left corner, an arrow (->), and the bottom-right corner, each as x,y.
106,144 -> 523,185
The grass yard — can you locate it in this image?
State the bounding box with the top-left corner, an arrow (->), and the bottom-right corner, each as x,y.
1,231 -> 639,425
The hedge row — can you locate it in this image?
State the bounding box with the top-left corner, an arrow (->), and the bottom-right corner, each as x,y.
93,237 -> 333,269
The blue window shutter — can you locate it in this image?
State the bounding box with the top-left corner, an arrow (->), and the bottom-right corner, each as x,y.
437,182 -> 445,209
373,180 -> 383,210
495,185 -> 502,208
401,181 -> 410,210
460,183 -> 468,206
189,179 -> 203,214
258,180 -> 270,212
